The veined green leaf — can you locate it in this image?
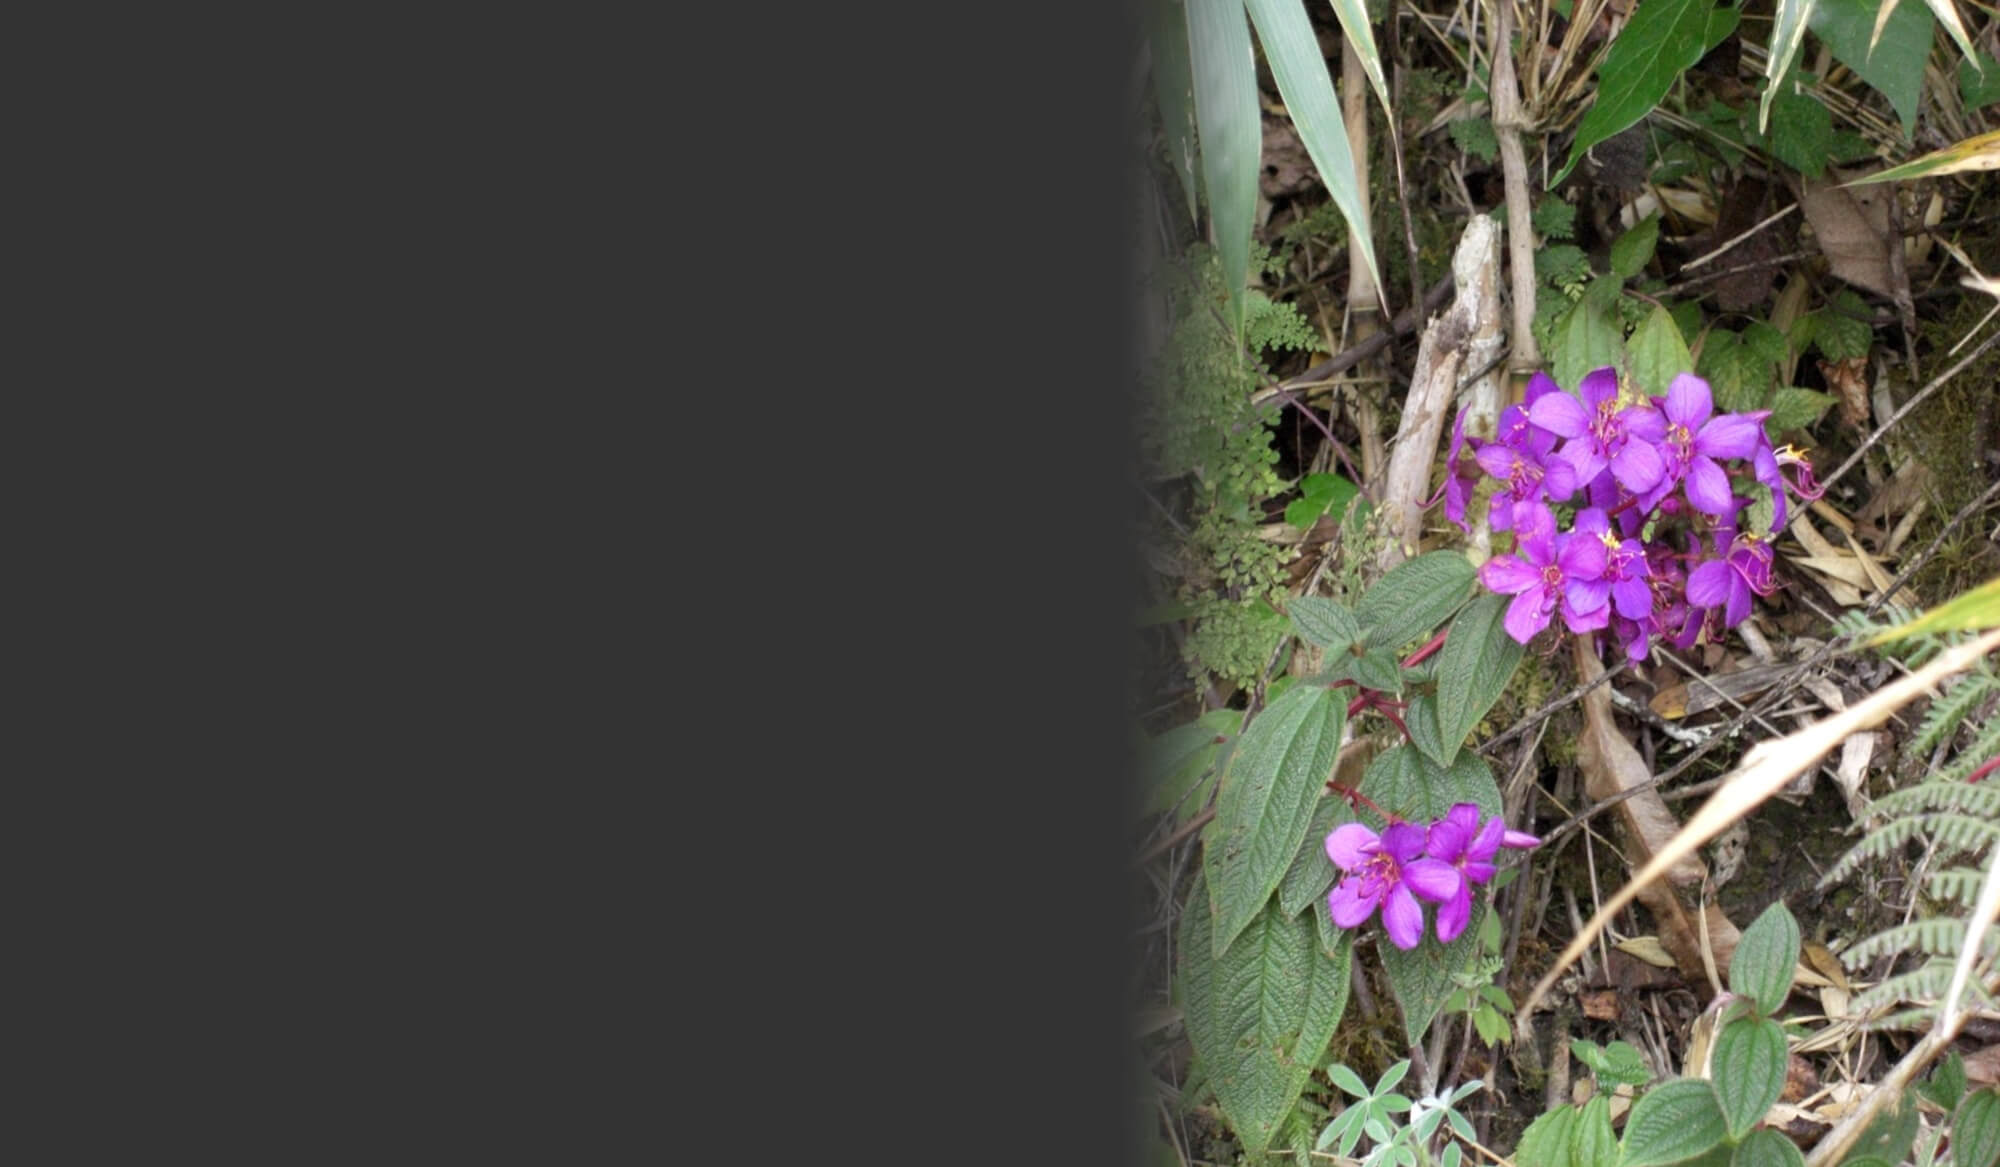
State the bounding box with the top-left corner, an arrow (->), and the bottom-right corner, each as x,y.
1379,902 -> 1491,1046
1551,290 -> 1623,396
1288,595 -> 1363,651
1625,304 -> 1696,400
1205,683 -> 1347,954
1354,550 -> 1476,655
1729,900 -> 1802,1016
1954,1087 -> 2000,1167
1620,1078 -> 1727,1166
1179,883 -> 1352,1158
1810,0 -> 1933,136
1730,1127 -> 1806,1167
1610,213 -> 1661,279
1758,0 -> 1819,132
1515,1105 -> 1578,1167
1713,1017 -> 1788,1137
1141,708 -> 1240,815
1572,1095 -> 1619,1166
1186,0 -> 1261,330
1243,0 -> 1384,306
1843,1091 -> 1920,1165
1433,593 -> 1525,766
1146,0 -> 1202,222
1356,742 -> 1502,829
1278,794 -> 1355,916
1555,0 -> 1740,188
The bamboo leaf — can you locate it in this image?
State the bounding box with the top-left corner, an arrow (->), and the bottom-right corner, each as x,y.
1322,0 -> 1391,112
1146,0 -> 1203,222
1844,127 -> 2000,184
1244,0 -> 1384,303
1186,0 -> 1261,330
1810,0 -> 1933,136
1758,0 -> 1820,132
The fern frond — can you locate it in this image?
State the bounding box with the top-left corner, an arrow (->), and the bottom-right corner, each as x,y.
1821,813 -> 2000,887
1925,866 -> 1993,909
1932,723 -> 2000,784
1839,919 -> 1999,969
1863,781 -> 2000,822
1910,667 -> 1998,757
1850,958 -> 1957,1016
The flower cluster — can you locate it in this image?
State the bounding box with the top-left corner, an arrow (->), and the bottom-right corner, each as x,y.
1325,804 -> 1540,949
1445,367 -> 1823,660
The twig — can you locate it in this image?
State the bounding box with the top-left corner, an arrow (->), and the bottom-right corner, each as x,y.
1487,0 -> 1540,374
1679,202 -> 1799,272
1135,806 -> 1216,867
1271,274 -> 1456,392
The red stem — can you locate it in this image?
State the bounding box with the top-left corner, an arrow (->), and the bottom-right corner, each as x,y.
1967,755 -> 2000,785
1402,628 -> 1449,669
1326,780 -> 1399,822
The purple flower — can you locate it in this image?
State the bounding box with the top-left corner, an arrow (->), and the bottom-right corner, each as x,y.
1405,804 -> 1544,943
1750,441 -> 1824,534
1327,821 -> 1456,949
1477,504 -> 1611,643
1573,507 -> 1654,623
1444,406 -> 1480,533
1476,405 -> 1578,532
1654,373 -> 1769,517
1687,528 -> 1776,629
1527,367 -> 1668,493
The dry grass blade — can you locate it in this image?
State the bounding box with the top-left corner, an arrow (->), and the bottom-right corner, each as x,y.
1520,626 -> 2000,1020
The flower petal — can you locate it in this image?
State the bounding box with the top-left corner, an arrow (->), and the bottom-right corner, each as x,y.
1467,815 -> 1505,862
1480,554 -> 1542,595
1503,587 -> 1551,643
1666,372 -> 1712,428
1474,443 -> 1520,480
1724,575 -> 1752,628
1566,576 -> 1611,613
1686,559 -> 1733,609
1524,371 -> 1560,405
1562,597 -> 1611,632
1461,859 -> 1496,885
1380,821 -> 1428,862
1684,455 -> 1737,516
1560,440 -> 1609,486
1382,885 -> 1425,950
1541,456 -> 1578,502
1621,404 -> 1666,442
1426,813 -> 1471,863
1556,533 -> 1607,579
1500,828 -> 1541,849
1402,858 -> 1463,903
1326,823 -> 1379,870
1695,412 -> 1767,460
1434,885 -> 1471,944
1329,878 -> 1378,927
1613,577 -> 1654,620
1528,392 -> 1590,439
1611,438 -> 1666,492
1577,367 -> 1618,409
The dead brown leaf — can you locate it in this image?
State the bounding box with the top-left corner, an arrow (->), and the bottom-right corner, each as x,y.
1798,171 -> 1897,297
1818,356 -> 1871,428
1967,1042 -> 2000,1087
1259,120 -> 1315,200
1575,640 -> 1742,986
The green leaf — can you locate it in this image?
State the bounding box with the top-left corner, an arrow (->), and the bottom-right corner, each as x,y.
1185,0 -> 1261,330
1352,648 -> 1405,694
1403,692 -> 1453,769
1809,0 -> 1933,136
1555,0 -> 1741,188
1920,1051 -> 1966,1112
1534,198 -> 1579,240
1285,472 -> 1360,529
1867,574 -> 2000,644
1321,0 -> 1390,112
1379,902 -> 1491,1046
1767,81 -> 1834,178
1611,213 -> 1661,279
1205,684 -> 1348,955
1357,743 -> 1502,829
1355,551 -> 1477,655
1962,53 -> 2000,110
1955,1087 -> 2000,1167
1574,1038 -> 1654,1087
1145,0 -> 1202,221
1811,292 -> 1873,360
1244,0 -> 1384,307
1179,882 -> 1352,1159
1757,0 -> 1820,132
1279,795 -> 1355,916
1516,1105 -> 1578,1167
1765,387 -> 1834,434
1729,900 -> 1802,1016
1289,596 -> 1364,652
1742,320 -> 1789,366
1626,304 -> 1696,400
1621,1078 -> 1728,1167
1730,1128 -> 1806,1167
1917,0 -> 1981,79
1433,593 -> 1525,766
1141,710 -> 1239,815
1551,291 -> 1624,398
1696,329 -> 1774,414
1472,1003 -> 1509,1044
1572,1094 -> 1619,1166
1450,116 -> 1500,162
1713,1017 -> 1788,1137
1842,1090 -> 1919,1166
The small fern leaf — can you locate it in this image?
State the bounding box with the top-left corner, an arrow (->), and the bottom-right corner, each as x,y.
1865,782 -> 2000,822
1926,866 -> 1993,908
1911,669 -> 1997,757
